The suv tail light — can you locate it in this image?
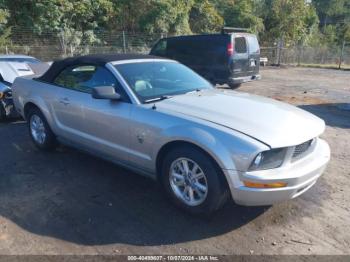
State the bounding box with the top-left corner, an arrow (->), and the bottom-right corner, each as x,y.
227,42 -> 234,56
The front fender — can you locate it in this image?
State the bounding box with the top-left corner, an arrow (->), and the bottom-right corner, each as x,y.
153,124 -> 237,171
152,119 -> 269,173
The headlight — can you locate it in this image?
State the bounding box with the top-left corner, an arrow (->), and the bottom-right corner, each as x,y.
248,148 -> 287,171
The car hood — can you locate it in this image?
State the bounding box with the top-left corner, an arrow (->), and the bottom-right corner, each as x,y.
156,89 -> 325,148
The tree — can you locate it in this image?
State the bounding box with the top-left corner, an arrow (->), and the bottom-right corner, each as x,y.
261,0 -> 319,45
189,0 -> 223,33
313,0 -> 350,45
138,0 -> 193,34
214,0 -> 264,33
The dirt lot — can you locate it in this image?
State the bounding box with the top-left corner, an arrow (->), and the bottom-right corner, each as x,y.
0,67 -> 349,255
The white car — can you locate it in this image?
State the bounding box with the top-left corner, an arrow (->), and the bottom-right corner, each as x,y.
0,55 -> 49,120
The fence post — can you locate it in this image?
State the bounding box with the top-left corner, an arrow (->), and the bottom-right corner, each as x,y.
122,31 -> 126,53
297,44 -> 302,66
275,38 -> 283,65
278,39 -> 283,65
339,39 -> 345,69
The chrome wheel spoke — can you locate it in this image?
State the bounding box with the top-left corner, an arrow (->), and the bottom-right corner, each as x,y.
175,162 -> 185,173
172,172 -> 185,186
172,172 -> 184,180
193,171 -> 205,180
188,187 -> 195,202
194,182 -> 207,193
181,160 -> 190,174
183,186 -> 189,199
191,163 -> 199,173
194,187 -> 205,198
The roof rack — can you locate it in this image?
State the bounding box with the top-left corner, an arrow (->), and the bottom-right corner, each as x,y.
221,27 -> 249,34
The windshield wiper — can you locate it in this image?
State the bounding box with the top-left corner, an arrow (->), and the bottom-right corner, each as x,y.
144,95 -> 173,103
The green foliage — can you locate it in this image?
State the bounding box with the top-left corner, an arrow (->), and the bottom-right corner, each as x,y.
261,0 -> 319,45
0,0 -> 347,48
214,0 -> 264,33
138,0 -> 193,34
189,0 -> 223,33
313,0 -> 350,45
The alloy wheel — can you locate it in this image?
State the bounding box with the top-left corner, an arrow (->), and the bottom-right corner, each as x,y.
169,157 -> 208,206
30,114 -> 47,145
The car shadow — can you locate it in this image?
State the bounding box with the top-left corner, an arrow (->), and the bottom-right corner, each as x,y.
298,103 -> 350,129
0,121 -> 268,246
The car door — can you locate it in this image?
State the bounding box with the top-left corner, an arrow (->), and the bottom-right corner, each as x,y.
246,35 -> 260,75
231,36 -> 249,77
52,64 -> 132,163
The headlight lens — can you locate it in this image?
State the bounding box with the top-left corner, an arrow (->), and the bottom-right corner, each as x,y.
249,148 -> 287,171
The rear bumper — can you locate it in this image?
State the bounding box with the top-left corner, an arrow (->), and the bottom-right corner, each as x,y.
229,74 -> 261,85
225,138 -> 330,206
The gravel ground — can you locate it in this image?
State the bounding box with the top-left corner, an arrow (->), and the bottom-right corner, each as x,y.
0,67 -> 349,255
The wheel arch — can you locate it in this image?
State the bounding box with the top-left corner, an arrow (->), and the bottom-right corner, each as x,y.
155,140 -> 231,191
23,102 -> 40,119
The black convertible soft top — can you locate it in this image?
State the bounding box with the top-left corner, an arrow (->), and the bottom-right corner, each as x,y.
37,53 -> 160,83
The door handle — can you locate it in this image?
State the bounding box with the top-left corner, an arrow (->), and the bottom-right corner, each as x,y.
59,97 -> 70,105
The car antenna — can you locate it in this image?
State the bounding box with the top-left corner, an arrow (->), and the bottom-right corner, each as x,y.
152,104 -> 157,110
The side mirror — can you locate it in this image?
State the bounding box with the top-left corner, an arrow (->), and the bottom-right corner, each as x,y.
92,86 -> 121,100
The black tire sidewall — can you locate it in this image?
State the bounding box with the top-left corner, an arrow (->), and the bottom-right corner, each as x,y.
228,83 -> 241,89
0,103 -> 6,121
27,108 -> 56,150
161,146 -> 228,215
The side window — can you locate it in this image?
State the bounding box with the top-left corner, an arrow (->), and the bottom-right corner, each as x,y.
53,65 -> 117,94
152,39 -> 167,56
235,37 -> 247,53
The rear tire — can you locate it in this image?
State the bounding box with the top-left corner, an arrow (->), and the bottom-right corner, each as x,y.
161,146 -> 229,216
228,83 -> 241,89
27,107 -> 57,150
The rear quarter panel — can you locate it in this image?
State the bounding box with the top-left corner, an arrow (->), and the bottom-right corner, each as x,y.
12,77 -> 61,134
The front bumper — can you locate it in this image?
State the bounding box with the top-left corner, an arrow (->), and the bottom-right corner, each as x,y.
229,74 -> 261,85
226,138 -> 330,206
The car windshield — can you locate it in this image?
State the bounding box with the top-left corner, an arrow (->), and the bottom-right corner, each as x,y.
114,61 -> 212,103
0,57 -> 41,64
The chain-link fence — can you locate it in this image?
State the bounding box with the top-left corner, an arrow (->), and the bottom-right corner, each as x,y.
0,28 -> 349,69
260,44 -> 350,69
0,29 -> 164,61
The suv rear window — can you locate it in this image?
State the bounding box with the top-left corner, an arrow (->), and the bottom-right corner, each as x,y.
247,36 -> 260,53
235,37 -> 247,53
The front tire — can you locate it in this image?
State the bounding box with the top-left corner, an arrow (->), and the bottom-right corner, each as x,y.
161,146 -> 229,215
27,108 -> 56,150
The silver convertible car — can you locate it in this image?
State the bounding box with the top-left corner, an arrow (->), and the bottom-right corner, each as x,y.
12,54 -> 330,215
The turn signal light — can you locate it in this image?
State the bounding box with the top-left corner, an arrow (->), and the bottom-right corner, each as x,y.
244,181 -> 287,188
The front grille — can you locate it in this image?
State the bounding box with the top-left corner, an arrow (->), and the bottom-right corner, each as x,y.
292,139 -> 314,160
